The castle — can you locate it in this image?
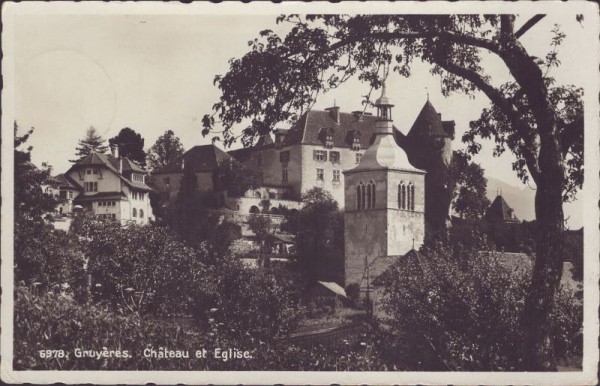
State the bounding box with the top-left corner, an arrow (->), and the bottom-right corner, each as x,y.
153,85 -> 456,289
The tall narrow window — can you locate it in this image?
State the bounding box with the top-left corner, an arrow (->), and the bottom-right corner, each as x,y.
399,183 -> 406,209
409,184 -> 415,211
368,181 -> 376,208
132,208 -> 137,217
357,181 -> 365,210
366,183 -> 372,209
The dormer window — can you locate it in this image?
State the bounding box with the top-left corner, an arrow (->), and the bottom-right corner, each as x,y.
352,137 -> 361,151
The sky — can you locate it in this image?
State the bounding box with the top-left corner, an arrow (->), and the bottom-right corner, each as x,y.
9,10 -> 590,228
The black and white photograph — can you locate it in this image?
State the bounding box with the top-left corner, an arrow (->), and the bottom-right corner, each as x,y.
1,2 -> 598,384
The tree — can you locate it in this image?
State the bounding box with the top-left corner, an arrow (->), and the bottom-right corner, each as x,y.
146,129 -> 185,173
287,187 -> 344,286
109,127 -> 146,167
449,151 -> 491,220
379,242 -> 582,370
14,122 -> 84,289
201,15 -> 584,369
71,126 -> 109,162
213,159 -> 261,197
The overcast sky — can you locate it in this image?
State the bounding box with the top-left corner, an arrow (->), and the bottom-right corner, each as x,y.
8,9 -> 590,227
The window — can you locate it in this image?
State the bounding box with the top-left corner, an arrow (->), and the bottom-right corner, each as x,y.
84,182 -> 98,192
87,169 -> 92,175
333,170 -> 341,182
59,189 -> 67,199
368,181 -> 376,208
357,182 -> 365,210
68,190 -> 74,199
355,153 -> 362,164
164,177 -> 170,186
140,209 -> 144,218
111,214 -> 116,219
313,150 -> 327,162
357,181 -> 375,210
280,151 -> 290,163
329,151 -> 340,164
399,182 -> 415,211
132,208 -> 137,217
316,168 -> 324,181
93,169 -> 98,175
352,137 -> 361,151
282,169 -> 289,183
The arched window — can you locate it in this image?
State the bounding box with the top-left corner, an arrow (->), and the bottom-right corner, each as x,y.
410,184 -> 415,211
249,206 -> 260,214
399,183 -> 406,210
368,181 -> 376,209
356,182 -> 364,210
366,183 -> 372,210
254,190 -> 262,199
132,208 -> 137,217
140,209 -> 144,218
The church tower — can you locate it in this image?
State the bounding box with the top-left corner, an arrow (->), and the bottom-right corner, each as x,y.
343,85 -> 426,287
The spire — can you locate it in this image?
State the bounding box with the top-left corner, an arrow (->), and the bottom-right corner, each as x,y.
375,83 -> 393,122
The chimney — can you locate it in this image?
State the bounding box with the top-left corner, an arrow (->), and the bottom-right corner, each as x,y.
111,144 -> 119,158
325,106 -> 340,124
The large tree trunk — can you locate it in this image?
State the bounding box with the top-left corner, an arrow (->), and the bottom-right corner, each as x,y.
495,29 -> 567,370
522,174 -> 565,370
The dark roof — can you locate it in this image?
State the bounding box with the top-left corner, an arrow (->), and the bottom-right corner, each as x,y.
370,249 -> 427,287
154,145 -> 236,174
283,110 -> 402,149
407,100 -> 453,139
53,174 -> 82,190
68,152 -> 152,191
485,195 -> 520,223
73,191 -> 127,202
75,152 -> 145,174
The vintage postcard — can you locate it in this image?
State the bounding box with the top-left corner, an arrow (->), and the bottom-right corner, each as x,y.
1,1 -> 598,384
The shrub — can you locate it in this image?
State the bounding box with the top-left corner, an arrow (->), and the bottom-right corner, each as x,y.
345,283 -> 361,307
380,243 -> 582,371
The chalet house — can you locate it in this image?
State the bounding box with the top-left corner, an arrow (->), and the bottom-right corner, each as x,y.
61,146 -> 154,224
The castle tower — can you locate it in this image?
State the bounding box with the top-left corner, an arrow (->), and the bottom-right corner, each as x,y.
398,99 -> 455,241
343,85 -> 426,287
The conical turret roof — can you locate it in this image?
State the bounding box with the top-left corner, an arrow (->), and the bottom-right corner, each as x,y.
408,100 -> 452,138
485,195 -> 520,223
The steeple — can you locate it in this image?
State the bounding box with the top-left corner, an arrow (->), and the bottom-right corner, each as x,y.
375,84 -> 394,123
353,84 -> 420,171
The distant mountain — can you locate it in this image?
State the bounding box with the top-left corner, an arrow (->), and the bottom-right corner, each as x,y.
484,176 -> 582,229
485,176 -> 536,222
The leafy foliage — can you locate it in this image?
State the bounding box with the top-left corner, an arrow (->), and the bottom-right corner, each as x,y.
108,127 -> 147,167
449,150 -> 490,220
146,129 -> 185,173
380,242 -> 582,370
70,126 -> 109,162
213,158 -> 261,197
201,14 -> 584,369
285,188 -> 345,286
14,122 -> 84,289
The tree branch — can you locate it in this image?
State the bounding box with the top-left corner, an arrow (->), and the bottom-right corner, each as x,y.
435,58 -> 541,183
515,15 -> 546,39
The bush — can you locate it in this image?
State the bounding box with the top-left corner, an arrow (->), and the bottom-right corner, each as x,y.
345,283 -> 361,307
15,286 -> 381,371
380,243 -> 582,371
